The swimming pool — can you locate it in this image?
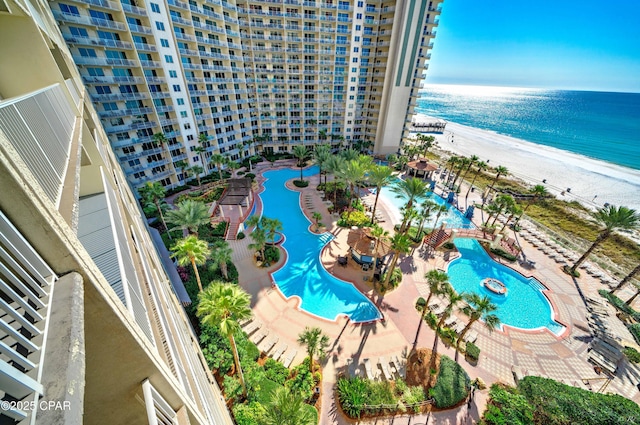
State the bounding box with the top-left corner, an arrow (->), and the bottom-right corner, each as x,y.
448,238 -> 565,334
258,167 -> 381,323
378,180 -> 473,229
379,181 -> 563,334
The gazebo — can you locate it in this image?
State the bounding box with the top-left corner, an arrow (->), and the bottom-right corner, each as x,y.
406,158 -> 438,180
346,227 -> 393,271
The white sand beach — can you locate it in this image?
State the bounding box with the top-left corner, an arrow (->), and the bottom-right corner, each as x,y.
415,118 -> 640,211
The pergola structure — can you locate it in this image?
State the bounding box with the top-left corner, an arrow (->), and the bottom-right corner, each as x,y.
346,227 -> 393,268
406,158 -> 438,180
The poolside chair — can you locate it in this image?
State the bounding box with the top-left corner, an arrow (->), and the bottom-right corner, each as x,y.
431,303 -> 446,316
271,344 -> 287,361
512,366 -> 526,384
453,322 -> 467,335
282,349 -> 297,368
250,328 -> 268,344
259,336 -> 278,354
444,316 -> 458,328
363,358 -> 377,380
391,355 -> 405,377
463,330 -> 479,344
243,320 -> 261,335
378,357 -> 393,381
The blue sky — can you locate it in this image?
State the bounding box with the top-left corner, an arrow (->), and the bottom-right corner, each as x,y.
425,0 -> 640,92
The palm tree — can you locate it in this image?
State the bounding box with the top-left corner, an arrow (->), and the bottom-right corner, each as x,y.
500,203 -> 523,232
262,386 -> 316,425
625,288 -> 640,306
459,155 -> 479,184
414,270 -> 450,348
166,199 -> 210,236
399,205 -> 418,235
366,165 -> 395,224
313,144 -> 331,186
262,217 -> 283,244
340,148 -> 359,162
197,283 -> 252,397
209,153 -> 227,181
391,177 -> 429,232
522,184 -> 549,214
464,160 -> 487,209
489,194 -> 515,227
138,181 -> 170,234
248,225 -> 267,261
209,239 -> 233,280
383,233 -> 412,287
153,132 -> 176,181
385,154 -> 398,169
455,294 -> 500,361
312,211 -> 322,231
338,159 -> 367,207
370,225 -> 389,291
171,235 -> 211,292
431,204 -> 449,230
483,165 -> 509,206
417,199 -> 437,237
426,285 -> 465,388
227,161 -> 240,178
324,155 -> 346,205
174,159 -> 190,182
568,205 -> 640,275
416,134 -> 435,157
292,145 -> 310,182
610,264 -> 640,295
297,326 -> 329,372
189,165 -> 205,186
451,157 -> 472,191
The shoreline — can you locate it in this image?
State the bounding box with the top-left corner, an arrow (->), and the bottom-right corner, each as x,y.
413,116 -> 640,211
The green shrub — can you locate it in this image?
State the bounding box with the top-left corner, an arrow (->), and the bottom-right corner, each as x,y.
624,346 -> 640,363
465,342 -> 480,361
252,377 -> 281,405
599,289 -> 640,321
337,377 -> 369,418
199,324 -> 259,375
424,311 -> 438,329
490,247 -> 517,262
286,359 -> 315,401
517,376 -> 640,425
381,268 -> 402,289
301,404 -> 318,425
237,231 -> 245,239
481,384 -> 533,425
232,402 -> 264,425
293,179 -> 309,187
443,242 -> 455,250
263,245 -> 280,266
429,355 -> 470,408
338,210 -> 370,227
246,173 -> 256,181
223,375 -> 242,400
166,184 -> 190,196
628,323 -> 640,344
416,297 -> 427,311
238,171 -> 245,175
263,358 -> 290,385
439,326 -> 458,346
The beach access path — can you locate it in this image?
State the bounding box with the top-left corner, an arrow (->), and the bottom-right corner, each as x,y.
228,161 -> 640,425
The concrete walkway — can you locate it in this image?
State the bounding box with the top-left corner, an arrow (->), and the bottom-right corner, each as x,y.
231,164 -> 640,425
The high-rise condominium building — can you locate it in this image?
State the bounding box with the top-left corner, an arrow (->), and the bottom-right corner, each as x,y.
50,0 -> 443,192
0,1 -> 233,423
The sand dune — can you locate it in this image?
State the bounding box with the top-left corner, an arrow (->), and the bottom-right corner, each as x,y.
417,119 -> 640,211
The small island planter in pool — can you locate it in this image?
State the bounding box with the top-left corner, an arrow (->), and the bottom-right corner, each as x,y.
256,167 -> 382,323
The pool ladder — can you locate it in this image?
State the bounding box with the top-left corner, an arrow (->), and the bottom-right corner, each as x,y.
527,278 -> 546,291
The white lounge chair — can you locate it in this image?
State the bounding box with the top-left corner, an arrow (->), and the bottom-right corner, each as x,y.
378,357 -> 393,380
363,358 -> 377,380
444,316 -> 458,327
259,336 -> 278,354
271,344 -> 287,361
391,355 -> 405,377
282,349 -> 297,368
250,328 -> 268,344
464,330 -> 479,344
243,320 -> 261,335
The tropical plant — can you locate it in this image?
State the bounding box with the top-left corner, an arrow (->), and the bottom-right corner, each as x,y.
189,165 -> 205,186
366,165 -> 395,225
370,225 -> 389,291
262,386 -> 317,425
209,239 -> 233,281
227,161 -> 240,178
292,145 -> 310,182
338,159 -> 367,206
569,205 -> 640,275
170,235 -> 211,292
391,177 -> 429,232
464,160 -> 488,208
414,270 -> 450,348
312,211 -> 323,231
248,226 -> 267,262
175,159 -> 190,182
139,181 -> 170,234
483,165 -> 509,206
500,203 -> 523,231
324,155 -> 346,203
340,148 -> 359,162
451,157 -> 472,190
152,132 -> 177,178
431,204 -> 449,230
610,264 -> 640,294
522,184 -> 549,215
313,144 -> 331,186
455,293 -> 500,361
197,283 -> 252,397
297,326 -> 329,372
209,153 -> 228,181
416,133 -> 436,157
417,199 -> 437,237
165,199 -> 210,236
488,194 -> 515,227
383,233 -> 412,287
262,217 -> 283,244
426,285 -> 465,388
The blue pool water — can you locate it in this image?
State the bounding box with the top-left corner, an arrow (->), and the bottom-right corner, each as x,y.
448,238 -> 565,334
378,180 -> 473,229
259,167 -> 381,322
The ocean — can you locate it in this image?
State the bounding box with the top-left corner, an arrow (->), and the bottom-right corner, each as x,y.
415,85 -> 640,171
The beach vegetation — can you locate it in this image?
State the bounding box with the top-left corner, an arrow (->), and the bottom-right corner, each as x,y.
489,246 -> 518,262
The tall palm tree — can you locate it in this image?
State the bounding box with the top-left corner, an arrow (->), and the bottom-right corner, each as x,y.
153,132 -> 176,181
569,205 -> 640,275
522,184 -> 549,214
416,134 -> 435,157
262,217 -> 283,244
383,233 -> 412,287
313,144 -> 331,186
610,264 -> 640,295
174,159 -> 190,182
166,199 -> 210,236
385,154 -> 398,169
414,270 -> 450,348
448,157 -> 467,188
483,165 -> 509,206
209,239 -> 233,281
455,294 -> 500,361
325,155 -> 346,205
489,194 -> 515,227
431,204 -> 449,231
248,225 -> 267,261
262,386 -> 317,425
171,235 -> 211,292
500,203 -> 523,232
189,165 -> 205,186
292,145 -> 310,182
297,326 -> 329,372
464,160 -> 488,208
391,177 -> 429,232
370,225 -> 389,291
227,161 -> 240,178
417,199 -> 437,237
459,155 -> 479,184
312,211 -> 323,231
451,157 -> 473,191
366,165 -> 395,224
340,148 -> 359,162
197,283 -> 252,397
338,159 -> 367,206
209,153 -> 227,181
426,285 -> 465,388
139,181 -> 170,235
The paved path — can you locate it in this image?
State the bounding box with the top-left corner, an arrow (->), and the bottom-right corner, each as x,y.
231,164 -> 640,425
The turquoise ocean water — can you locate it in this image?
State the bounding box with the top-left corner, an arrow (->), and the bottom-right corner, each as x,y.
416,85 -> 640,170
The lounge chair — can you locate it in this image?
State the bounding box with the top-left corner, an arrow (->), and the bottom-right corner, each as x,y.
282,349 -> 297,368
243,320 -> 261,335
271,344 -> 287,361
250,328 -> 268,344
453,322 -> 467,335
431,304 -> 446,316
363,358 -> 377,380
444,316 -> 458,327
391,355 -> 405,377
512,365 -> 526,384
463,330 -> 479,344
378,357 -> 393,380
259,336 -> 278,354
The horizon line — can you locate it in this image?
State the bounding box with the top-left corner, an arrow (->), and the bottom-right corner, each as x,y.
421,82 -> 640,95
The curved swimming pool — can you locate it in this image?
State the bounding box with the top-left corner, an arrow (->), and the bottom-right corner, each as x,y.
259,167 -> 381,323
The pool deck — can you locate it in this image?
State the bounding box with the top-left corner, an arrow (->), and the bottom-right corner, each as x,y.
230,160 -> 640,424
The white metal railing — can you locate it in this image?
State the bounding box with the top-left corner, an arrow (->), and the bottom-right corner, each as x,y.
0,210 -> 56,423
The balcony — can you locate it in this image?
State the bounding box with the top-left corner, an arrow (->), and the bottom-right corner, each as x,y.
105,120 -> 157,133
128,23 -> 153,34
121,2 -> 147,16
52,10 -> 127,31
63,34 -> 133,49
167,0 -> 188,10
98,107 -> 153,118
83,75 -> 144,84
134,42 -> 157,52
73,55 -> 138,67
